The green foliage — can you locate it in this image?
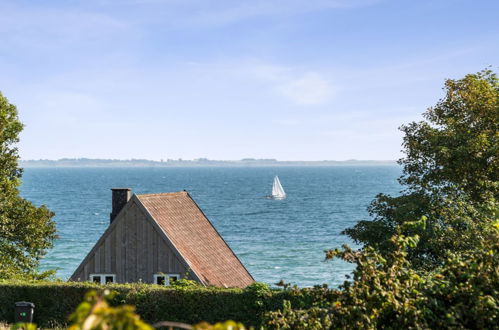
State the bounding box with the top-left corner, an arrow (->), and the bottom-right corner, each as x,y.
0,281 -> 317,328
0,91 -> 57,279
264,70 -> 499,328
10,323 -> 37,330
399,69 -> 498,200
344,69 -> 499,268
193,320 -> 248,330
169,277 -> 203,288
265,300 -> 333,329
69,290 -> 153,330
11,290 -> 251,330
71,291 -> 251,330
265,221 -> 499,329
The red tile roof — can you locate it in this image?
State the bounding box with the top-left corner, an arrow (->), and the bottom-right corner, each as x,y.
137,191 -> 254,288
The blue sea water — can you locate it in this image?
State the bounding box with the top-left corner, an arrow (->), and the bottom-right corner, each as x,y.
20,166 -> 401,287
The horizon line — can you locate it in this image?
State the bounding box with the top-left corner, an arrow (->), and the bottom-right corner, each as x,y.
20,157 -> 398,162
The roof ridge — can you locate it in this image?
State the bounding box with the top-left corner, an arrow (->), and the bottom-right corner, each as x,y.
137,191 -> 188,197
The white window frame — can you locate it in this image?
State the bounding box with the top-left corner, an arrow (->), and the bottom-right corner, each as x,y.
90,274 -> 116,284
153,273 -> 180,285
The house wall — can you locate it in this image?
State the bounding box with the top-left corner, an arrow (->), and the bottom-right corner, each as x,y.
70,200 -> 190,283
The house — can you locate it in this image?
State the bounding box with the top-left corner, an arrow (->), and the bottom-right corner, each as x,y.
70,188 -> 254,288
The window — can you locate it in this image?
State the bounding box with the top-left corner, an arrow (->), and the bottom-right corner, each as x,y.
90,274 -> 115,284
154,274 -> 180,285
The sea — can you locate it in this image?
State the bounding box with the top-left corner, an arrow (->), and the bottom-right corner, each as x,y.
20,166 -> 401,288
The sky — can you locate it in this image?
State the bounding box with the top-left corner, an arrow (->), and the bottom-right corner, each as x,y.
0,0 -> 498,161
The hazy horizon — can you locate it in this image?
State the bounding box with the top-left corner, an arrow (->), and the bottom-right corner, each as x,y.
21,157 -> 397,162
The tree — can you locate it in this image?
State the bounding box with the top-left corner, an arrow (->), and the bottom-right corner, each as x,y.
399,69 -> 498,200
263,70 -> 499,328
344,69 -> 499,268
265,219 -> 499,329
0,91 -> 57,279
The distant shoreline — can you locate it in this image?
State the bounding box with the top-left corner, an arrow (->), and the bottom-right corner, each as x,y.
20,158 -> 397,168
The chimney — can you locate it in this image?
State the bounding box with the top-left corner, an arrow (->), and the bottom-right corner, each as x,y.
110,188 -> 131,223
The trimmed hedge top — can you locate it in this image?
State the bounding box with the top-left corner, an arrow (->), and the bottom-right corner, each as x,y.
0,280 -> 325,327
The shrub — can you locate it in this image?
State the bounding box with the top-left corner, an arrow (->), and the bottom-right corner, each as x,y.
0,281 -> 322,328
264,220 -> 499,329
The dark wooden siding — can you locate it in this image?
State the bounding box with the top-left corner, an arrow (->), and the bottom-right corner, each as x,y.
71,200 -> 189,283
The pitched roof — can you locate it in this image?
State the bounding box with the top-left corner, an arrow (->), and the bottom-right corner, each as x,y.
136,191 -> 254,288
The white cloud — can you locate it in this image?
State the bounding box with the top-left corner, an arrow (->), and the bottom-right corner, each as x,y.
244,63 -> 336,105
277,73 -> 335,105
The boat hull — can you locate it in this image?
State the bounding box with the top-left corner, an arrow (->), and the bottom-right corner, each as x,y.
266,195 -> 286,200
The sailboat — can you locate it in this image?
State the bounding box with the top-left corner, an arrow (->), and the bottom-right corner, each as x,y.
269,176 -> 286,200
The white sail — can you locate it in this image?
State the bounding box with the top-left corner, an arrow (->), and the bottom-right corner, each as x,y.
271,176 -> 286,199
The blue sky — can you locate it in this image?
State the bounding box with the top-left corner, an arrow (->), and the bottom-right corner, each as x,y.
1,0 -> 497,161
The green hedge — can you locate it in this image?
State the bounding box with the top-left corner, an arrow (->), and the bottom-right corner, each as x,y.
0,281 -> 326,327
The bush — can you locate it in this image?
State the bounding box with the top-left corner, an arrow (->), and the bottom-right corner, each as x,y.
0,281 -> 325,328
67,290 -> 248,330
264,220 -> 499,329
68,290 -> 153,330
